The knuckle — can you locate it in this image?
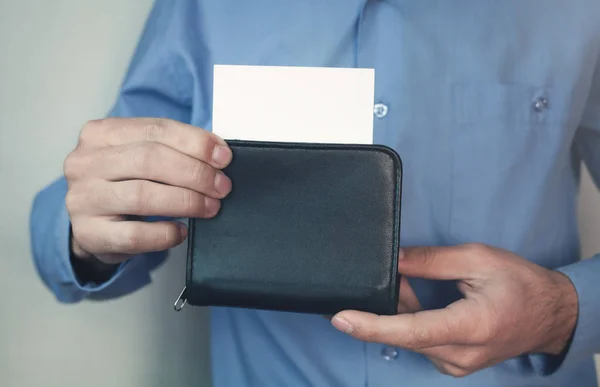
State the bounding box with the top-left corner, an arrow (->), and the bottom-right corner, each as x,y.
64,189 -> 79,213
181,189 -> 204,213
437,363 -> 453,376
189,161 -> 213,187
127,180 -> 150,213
106,145 -> 124,165
434,362 -> 456,377
79,119 -> 106,144
117,224 -> 144,252
455,349 -> 485,370
419,246 -> 438,268
95,183 -> 119,210
448,367 -> 470,378
71,222 -> 92,249
463,243 -> 489,256
469,352 -> 486,370
187,133 -> 216,162
433,359 -> 472,378
63,151 -> 82,180
142,119 -> 169,139
131,142 -> 158,171
405,321 -> 430,349
105,117 -> 132,139
65,183 -> 93,214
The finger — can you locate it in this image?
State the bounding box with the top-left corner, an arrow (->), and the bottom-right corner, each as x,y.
80,180 -> 221,218
419,345 -> 488,372
94,252 -> 135,265
72,218 -> 188,257
398,245 -> 485,280
428,357 -> 470,378
332,300 -> 472,349
79,142 -> 232,199
81,118 -> 232,168
398,276 -> 421,313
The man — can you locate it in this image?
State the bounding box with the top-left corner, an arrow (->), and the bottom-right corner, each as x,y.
30,1 -> 600,386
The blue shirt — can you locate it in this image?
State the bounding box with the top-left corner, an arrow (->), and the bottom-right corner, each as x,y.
30,1 -> 600,386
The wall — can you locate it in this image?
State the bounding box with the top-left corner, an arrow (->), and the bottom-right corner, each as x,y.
0,1 -> 212,386
0,1 -> 599,387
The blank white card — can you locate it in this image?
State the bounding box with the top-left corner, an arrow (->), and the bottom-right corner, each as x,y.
212,65 -> 374,144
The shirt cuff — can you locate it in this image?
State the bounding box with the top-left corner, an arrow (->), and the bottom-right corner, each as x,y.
527,255 -> 600,375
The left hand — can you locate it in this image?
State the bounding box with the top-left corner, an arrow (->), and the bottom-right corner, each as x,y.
331,243 -> 579,377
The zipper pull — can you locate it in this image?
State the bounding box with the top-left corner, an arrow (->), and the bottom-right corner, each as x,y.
174,286 -> 187,311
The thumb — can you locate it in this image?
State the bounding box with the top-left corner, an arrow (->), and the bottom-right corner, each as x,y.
398,245 -> 481,280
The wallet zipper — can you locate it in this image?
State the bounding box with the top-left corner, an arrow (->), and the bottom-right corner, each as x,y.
173,286 -> 188,311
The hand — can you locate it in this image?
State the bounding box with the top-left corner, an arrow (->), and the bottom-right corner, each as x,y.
331,244 -> 578,377
64,118 -> 233,264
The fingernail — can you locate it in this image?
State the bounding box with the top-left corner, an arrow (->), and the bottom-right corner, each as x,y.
214,171 -> 232,195
398,248 -> 405,260
332,316 -> 354,335
204,196 -> 220,218
212,145 -> 232,167
179,223 -> 188,239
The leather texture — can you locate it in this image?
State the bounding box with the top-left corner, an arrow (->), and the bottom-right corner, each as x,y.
185,140 -> 403,315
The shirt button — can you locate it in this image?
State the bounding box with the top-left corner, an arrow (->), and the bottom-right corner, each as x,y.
373,103 -> 389,119
381,346 -> 399,361
532,97 -> 548,112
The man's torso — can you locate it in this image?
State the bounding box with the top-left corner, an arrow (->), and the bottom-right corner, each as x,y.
146,1 -> 600,385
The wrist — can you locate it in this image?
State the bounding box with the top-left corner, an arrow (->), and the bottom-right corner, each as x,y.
537,270 -> 578,355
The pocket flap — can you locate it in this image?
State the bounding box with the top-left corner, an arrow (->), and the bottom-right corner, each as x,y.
453,82 -> 572,125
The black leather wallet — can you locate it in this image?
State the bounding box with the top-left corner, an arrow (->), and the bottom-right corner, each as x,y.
175,140 -> 402,316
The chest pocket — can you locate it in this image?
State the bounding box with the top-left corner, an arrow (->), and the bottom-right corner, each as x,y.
453,83 -> 572,126
448,82 -> 576,246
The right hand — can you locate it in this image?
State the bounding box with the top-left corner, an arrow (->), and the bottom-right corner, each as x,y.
64,118 -> 233,264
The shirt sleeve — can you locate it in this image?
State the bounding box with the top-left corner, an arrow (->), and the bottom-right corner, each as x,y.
526,53 -> 600,376
30,0 -> 203,303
